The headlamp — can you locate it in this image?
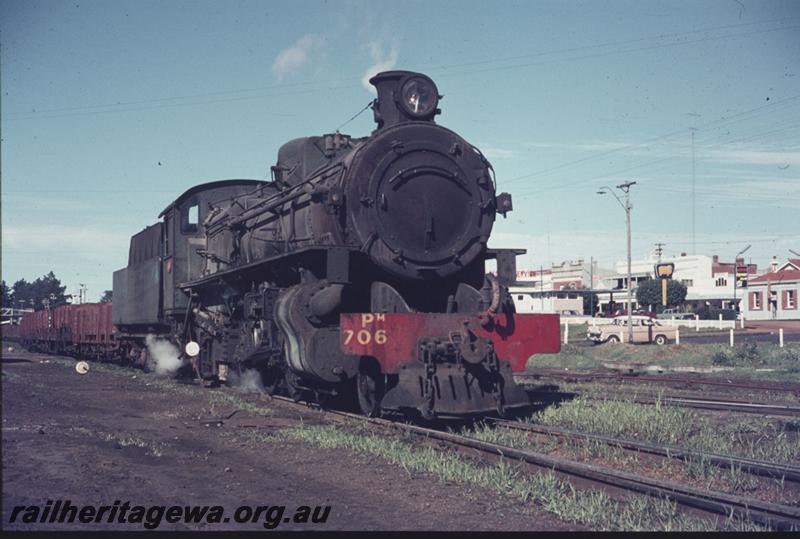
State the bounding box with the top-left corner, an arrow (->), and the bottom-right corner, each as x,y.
398,75 -> 438,118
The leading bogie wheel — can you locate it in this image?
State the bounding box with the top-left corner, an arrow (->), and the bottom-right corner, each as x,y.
356,362 -> 384,417
285,369 -> 304,402
263,366 -> 284,396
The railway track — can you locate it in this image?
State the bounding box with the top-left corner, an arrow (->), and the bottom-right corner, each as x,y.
265,395 -> 800,531
526,389 -> 800,418
488,418 -> 800,482
516,370 -> 800,395
9,351 -> 800,529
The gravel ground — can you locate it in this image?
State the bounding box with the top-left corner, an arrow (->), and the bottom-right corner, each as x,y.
1,348 -> 575,532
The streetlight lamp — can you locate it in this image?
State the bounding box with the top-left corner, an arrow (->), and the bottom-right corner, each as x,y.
732,244 -> 751,312
597,181 -> 637,343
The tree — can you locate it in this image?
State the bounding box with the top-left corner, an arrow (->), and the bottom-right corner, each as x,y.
11,279 -> 33,309
8,272 -> 68,310
635,278 -> 687,310
1,281 -> 9,308
99,290 -> 113,303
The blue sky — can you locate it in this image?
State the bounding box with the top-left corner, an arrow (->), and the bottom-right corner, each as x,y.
2,0 -> 799,301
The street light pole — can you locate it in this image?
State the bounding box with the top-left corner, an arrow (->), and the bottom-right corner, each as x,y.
598,181 -> 637,343
732,244 -> 751,312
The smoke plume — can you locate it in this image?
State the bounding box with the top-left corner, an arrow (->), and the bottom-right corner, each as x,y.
145,334 -> 184,376
361,40 -> 399,93
228,368 -> 265,393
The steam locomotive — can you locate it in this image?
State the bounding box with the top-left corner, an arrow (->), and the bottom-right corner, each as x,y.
27,71 -> 561,418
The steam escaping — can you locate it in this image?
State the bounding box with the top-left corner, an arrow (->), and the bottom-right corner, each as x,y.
145,334 -> 184,376
227,368 -> 265,393
361,40 -> 399,93
272,34 -> 320,79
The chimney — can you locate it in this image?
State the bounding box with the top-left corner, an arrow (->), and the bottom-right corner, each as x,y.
770,256 -> 778,273
712,255 -> 718,263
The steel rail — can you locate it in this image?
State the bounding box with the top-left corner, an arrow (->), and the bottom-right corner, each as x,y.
525,389 -> 800,418
23,355 -> 799,529
488,418 -> 800,482
267,395 -> 800,530
515,370 -> 800,394
651,396 -> 800,417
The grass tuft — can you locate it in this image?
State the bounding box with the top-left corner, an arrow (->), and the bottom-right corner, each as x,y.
527,397 -> 800,464
281,423 -> 764,531
528,342 -> 800,382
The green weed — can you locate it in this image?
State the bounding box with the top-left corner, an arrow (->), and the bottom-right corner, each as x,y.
280,423 -> 763,531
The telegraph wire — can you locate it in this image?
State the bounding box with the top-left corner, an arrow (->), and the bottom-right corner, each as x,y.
334,101 -> 373,133
433,24 -> 800,80
505,93 -> 800,187
428,16 -> 800,73
514,121 -> 800,198
4,18 -> 798,121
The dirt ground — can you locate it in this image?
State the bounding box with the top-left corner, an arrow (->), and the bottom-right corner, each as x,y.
1,348 -> 575,532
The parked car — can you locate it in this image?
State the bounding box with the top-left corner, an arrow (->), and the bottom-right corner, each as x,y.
587,315 -> 670,345
595,308 -> 625,318
656,308 -> 694,320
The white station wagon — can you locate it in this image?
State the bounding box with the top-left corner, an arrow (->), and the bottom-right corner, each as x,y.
587,315 -> 670,345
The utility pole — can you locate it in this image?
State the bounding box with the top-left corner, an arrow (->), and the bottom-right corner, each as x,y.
598,181 -> 637,343
732,244 -> 751,312
691,127 -> 696,255
589,256 -> 594,317
654,243 -> 665,261
539,265 -> 544,311
687,113 -> 701,255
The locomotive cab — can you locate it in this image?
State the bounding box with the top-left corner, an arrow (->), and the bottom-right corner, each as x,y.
157,179 -> 267,319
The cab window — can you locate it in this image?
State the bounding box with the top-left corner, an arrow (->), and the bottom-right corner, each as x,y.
182,201 -> 199,233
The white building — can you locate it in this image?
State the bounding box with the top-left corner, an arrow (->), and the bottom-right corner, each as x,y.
741,258 -> 800,321
596,252 -> 758,313
512,259 -> 610,314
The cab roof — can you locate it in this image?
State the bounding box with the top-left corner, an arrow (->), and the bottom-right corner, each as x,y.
159,179 -> 267,218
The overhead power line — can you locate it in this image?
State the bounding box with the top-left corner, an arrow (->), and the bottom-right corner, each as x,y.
514,121 -> 800,198
505,93 -> 800,187
4,17 -> 798,121
428,16 -> 800,73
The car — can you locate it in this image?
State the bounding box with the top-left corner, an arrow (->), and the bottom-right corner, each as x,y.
587,315 -> 671,345
595,308 -> 625,318
656,308 -> 694,320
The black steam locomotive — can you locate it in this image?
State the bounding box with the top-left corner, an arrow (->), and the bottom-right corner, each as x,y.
112,70 -> 560,418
